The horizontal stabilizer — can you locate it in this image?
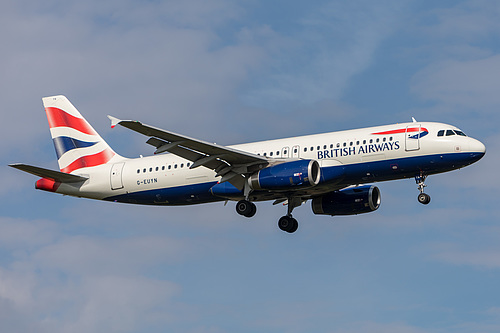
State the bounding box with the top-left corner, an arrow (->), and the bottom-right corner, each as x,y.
9,163 -> 88,183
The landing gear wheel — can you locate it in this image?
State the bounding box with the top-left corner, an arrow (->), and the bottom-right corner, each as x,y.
236,200 -> 257,217
417,193 -> 431,205
278,216 -> 299,233
246,202 -> 257,217
415,172 -> 431,205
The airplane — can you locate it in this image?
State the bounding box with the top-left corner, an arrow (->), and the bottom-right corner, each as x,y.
10,95 -> 486,233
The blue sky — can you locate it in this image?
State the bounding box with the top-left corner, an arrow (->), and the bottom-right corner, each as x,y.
1,0 -> 499,332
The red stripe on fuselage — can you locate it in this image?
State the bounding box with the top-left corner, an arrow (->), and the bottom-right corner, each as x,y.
372,127 -> 428,135
45,107 -> 97,135
60,149 -> 115,173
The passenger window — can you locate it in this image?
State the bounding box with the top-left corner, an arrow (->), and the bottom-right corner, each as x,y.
446,130 -> 455,136
343,142 -> 346,147
155,167 -> 159,171
276,151 -> 280,155
303,148 -> 307,152
181,163 -> 184,168
369,139 -> 373,144
162,166 -> 165,171
437,130 -> 445,137
137,169 -> 140,174
174,164 -> 178,169
143,168 -> 146,173
149,168 -> 152,172
356,141 -> 359,145
330,144 -> 333,149
389,137 -> 393,141
350,142 -> 353,146
310,147 -> 314,151
187,163 -> 191,167
336,143 -> 340,148
376,138 -> 380,143
317,146 -> 320,150
383,137 -> 386,142
270,152 -> 273,156
283,150 -> 287,155
363,140 -> 366,145
323,145 -> 327,149
168,165 -> 171,170
294,148 -> 298,153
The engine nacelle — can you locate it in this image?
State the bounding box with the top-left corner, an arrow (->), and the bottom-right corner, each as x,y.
249,160 -> 321,191
312,185 -> 381,216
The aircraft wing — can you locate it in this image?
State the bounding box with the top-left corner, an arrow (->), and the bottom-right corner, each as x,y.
108,116 -> 270,189
9,163 -> 88,183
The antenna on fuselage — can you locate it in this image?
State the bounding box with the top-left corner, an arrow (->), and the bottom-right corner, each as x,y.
412,117 -> 417,123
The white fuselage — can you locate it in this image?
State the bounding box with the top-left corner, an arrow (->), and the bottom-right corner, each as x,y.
54,121 -> 485,206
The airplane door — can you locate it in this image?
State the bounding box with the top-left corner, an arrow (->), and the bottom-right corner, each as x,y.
281,147 -> 290,158
292,145 -> 300,158
110,162 -> 125,190
405,125 -> 420,151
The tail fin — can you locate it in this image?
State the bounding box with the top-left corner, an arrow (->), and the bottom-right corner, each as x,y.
43,95 -> 121,173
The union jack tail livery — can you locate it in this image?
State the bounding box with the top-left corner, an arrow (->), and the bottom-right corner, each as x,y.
43,95 -> 121,173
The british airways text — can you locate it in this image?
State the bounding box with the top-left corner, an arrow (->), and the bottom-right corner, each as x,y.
317,141 -> 400,159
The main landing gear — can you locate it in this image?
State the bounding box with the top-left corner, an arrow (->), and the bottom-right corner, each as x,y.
235,197 -> 302,233
236,200 -> 257,218
277,197 -> 302,233
278,215 -> 298,233
415,172 -> 431,205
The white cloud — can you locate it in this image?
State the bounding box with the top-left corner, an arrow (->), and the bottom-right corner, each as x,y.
32,235 -> 186,275
334,321 -> 433,333
434,248 -> 500,269
0,217 -> 58,250
418,0 -> 500,41
0,214 -> 187,333
0,0 -> 279,154
0,266 -> 37,309
427,224 -> 500,270
244,0 -> 410,106
59,275 -> 180,333
411,55 -> 500,110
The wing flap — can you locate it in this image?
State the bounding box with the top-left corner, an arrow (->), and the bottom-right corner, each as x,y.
9,163 -> 88,183
109,116 -> 271,189
109,117 -> 267,165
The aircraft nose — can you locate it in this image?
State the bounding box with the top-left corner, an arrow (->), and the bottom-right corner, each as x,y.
468,138 -> 486,162
471,138 -> 486,154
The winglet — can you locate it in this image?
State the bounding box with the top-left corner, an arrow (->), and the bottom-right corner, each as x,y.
107,115 -> 121,129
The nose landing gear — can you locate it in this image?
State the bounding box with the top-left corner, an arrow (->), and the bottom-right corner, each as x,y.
415,172 -> 431,205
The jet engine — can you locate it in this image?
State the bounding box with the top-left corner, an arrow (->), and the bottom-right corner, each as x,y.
312,185 -> 381,216
248,160 -> 321,191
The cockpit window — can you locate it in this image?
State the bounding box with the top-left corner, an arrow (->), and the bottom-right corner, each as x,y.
437,129 -> 467,138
